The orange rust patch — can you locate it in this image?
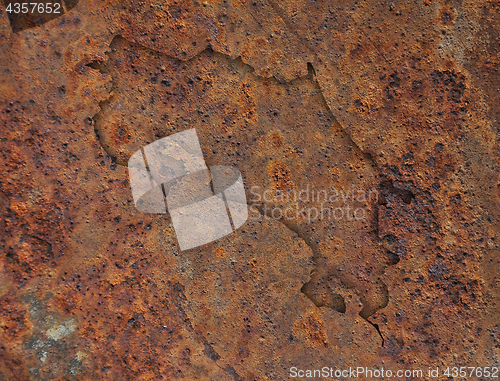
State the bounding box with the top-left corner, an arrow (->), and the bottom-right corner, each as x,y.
238,81 -> 258,123
270,131 -> 284,148
293,311 -> 328,348
214,247 -> 226,258
266,159 -> 294,191
0,294 -> 28,342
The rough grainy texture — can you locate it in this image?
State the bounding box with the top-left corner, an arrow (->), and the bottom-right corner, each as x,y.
0,0 -> 499,380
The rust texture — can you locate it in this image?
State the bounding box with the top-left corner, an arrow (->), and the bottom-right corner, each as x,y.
0,0 -> 499,380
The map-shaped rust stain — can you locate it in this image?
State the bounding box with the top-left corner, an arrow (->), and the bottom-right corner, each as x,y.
92,36 -> 388,319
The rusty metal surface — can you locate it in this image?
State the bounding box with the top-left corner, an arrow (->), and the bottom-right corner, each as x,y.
0,0 -> 499,380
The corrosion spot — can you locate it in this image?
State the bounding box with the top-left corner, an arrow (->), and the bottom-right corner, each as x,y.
440,7 -> 455,25
214,247 -> 226,258
267,159 -> 294,191
293,312 -> 328,348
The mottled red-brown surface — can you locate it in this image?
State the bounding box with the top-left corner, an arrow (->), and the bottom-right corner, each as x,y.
0,0 -> 499,380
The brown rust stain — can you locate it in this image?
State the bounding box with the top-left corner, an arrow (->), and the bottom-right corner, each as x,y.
0,0 -> 499,378
293,311 -> 328,348
266,159 -> 295,192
